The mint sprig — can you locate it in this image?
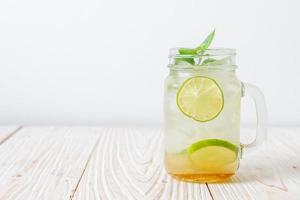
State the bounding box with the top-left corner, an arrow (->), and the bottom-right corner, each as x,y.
175,48 -> 197,65
175,29 -> 216,66
195,29 -> 215,52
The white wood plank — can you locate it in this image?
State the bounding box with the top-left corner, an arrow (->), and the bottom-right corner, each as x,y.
72,127 -> 212,200
1,126 -> 299,200
0,126 -> 21,144
0,127 -> 101,199
207,127 -> 300,200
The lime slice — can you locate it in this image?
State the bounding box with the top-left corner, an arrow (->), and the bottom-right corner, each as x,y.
176,76 -> 224,122
187,139 -> 239,168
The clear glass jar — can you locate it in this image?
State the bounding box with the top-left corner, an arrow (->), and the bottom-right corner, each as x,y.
164,48 -> 267,183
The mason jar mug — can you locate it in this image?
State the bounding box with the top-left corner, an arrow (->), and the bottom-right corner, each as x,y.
164,48 -> 267,183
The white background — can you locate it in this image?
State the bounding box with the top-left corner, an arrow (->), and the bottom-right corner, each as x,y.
0,0 -> 299,125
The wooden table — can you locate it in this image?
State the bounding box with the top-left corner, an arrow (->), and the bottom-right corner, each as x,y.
0,126 -> 299,200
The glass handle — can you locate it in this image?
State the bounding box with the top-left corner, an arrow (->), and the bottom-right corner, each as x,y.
241,82 -> 268,154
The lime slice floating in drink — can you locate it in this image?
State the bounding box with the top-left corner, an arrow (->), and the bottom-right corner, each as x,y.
187,139 -> 239,168
176,76 -> 224,122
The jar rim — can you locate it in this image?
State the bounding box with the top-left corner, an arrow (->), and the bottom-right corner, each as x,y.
168,48 -> 237,70
169,48 -> 236,58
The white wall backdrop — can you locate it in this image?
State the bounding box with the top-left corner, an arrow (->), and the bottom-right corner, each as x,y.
0,0 -> 299,125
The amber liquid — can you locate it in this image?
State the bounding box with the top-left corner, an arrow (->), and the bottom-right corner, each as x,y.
165,153 -> 238,183
170,173 -> 234,183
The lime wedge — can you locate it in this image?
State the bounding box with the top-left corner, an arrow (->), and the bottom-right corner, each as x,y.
176,76 -> 224,122
187,139 -> 239,168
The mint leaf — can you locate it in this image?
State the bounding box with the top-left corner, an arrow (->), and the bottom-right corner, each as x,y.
202,58 -> 216,65
176,48 -> 197,64
175,57 -> 195,65
195,29 -> 215,52
178,48 -> 197,55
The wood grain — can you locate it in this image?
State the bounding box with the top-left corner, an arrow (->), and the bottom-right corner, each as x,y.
72,128 -> 212,200
0,126 -> 21,144
0,127 -> 100,199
